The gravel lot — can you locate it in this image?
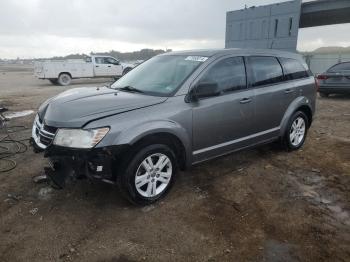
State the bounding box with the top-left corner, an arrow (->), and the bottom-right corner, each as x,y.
0,65 -> 349,262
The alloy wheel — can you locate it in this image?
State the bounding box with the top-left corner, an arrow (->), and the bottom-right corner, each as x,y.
290,117 -> 306,147
134,153 -> 173,198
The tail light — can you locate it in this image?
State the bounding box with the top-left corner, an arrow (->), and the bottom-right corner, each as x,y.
317,74 -> 329,80
315,74 -> 328,92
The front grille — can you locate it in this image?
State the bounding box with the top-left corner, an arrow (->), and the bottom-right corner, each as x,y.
43,125 -> 58,134
40,135 -> 52,146
33,116 -> 56,148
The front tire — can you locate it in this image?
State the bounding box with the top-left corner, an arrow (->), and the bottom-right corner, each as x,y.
118,144 -> 177,205
122,67 -> 132,75
283,111 -> 309,151
57,73 -> 72,86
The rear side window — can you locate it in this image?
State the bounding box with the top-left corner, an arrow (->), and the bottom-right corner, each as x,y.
95,57 -> 105,64
248,56 -> 284,87
328,62 -> 350,72
199,56 -> 247,94
279,57 -> 309,80
105,57 -> 118,64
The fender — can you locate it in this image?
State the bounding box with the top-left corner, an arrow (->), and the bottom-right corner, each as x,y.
113,119 -> 192,165
279,96 -> 313,137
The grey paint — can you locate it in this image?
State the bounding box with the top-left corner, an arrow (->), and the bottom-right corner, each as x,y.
39,87 -> 167,127
34,49 -> 316,167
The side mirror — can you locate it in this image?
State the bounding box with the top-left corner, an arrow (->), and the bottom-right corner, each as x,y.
186,82 -> 220,102
114,60 -> 120,65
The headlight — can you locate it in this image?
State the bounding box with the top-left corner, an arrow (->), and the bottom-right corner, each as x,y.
53,127 -> 109,148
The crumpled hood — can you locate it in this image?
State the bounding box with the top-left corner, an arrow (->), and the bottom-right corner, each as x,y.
38,87 -> 167,127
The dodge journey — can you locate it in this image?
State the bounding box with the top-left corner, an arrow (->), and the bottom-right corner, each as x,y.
31,49 -> 316,205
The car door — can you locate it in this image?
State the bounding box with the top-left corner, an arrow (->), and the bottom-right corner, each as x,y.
247,56 -> 295,136
105,57 -> 123,76
191,56 -> 255,162
94,57 -> 111,77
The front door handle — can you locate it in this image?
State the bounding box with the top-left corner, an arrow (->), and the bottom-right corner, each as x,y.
284,89 -> 294,94
108,65 -> 111,67
95,65 -> 99,67
239,98 -> 252,104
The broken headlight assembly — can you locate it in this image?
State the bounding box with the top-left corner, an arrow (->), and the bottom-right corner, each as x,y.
53,127 -> 110,149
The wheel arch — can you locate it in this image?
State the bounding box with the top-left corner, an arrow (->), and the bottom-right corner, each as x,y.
280,97 -> 313,136
58,72 -> 72,79
297,105 -> 313,127
113,121 -> 191,170
129,132 -> 187,170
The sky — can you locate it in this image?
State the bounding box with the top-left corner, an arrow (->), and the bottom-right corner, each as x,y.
0,0 -> 349,59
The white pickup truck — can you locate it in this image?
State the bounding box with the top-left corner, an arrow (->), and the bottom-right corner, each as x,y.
34,55 -> 134,86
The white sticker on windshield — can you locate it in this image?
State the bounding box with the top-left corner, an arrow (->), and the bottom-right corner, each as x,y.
185,56 -> 208,62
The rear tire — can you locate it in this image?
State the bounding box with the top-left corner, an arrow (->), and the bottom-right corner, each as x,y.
117,144 -> 177,205
57,73 -> 72,86
319,92 -> 329,98
282,111 -> 309,151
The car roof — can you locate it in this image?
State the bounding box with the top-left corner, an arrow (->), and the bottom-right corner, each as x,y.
161,48 -> 302,60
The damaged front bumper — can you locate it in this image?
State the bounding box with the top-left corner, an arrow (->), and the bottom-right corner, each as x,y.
30,115 -> 127,188
43,145 -> 120,188
30,115 -> 128,188
37,144 -> 127,188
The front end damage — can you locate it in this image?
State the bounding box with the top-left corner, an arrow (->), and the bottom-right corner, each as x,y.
43,146 -> 121,188
30,114 -> 126,188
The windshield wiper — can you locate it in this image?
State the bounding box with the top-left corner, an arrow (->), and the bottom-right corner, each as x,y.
104,82 -> 113,89
116,86 -> 144,93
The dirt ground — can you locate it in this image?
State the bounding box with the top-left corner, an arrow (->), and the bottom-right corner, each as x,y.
0,65 -> 349,262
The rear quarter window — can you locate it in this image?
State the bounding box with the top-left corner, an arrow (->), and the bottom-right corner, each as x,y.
279,57 -> 309,80
248,56 -> 284,87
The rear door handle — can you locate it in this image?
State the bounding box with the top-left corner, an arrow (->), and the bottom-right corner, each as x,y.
95,65 -> 99,67
108,65 -> 111,67
284,89 -> 294,94
239,98 -> 252,104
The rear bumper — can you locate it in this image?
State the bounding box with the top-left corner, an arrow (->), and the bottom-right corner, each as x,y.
319,86 -> 350,94
34,72 -> 45,79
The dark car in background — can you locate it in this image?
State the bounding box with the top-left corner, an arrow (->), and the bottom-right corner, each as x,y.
317,62 -> 350,97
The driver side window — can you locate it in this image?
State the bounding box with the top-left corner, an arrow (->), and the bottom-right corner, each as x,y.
106,57 -> 119,65
95,57 -> 119,65
198,56 -> 247,94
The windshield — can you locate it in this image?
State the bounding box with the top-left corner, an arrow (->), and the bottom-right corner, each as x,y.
111,55 -> 207,96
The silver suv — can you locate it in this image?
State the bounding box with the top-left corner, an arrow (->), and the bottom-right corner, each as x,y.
31,49 -> 316,205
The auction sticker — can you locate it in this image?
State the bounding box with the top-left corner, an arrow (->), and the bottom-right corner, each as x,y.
185,56 -> 208,62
